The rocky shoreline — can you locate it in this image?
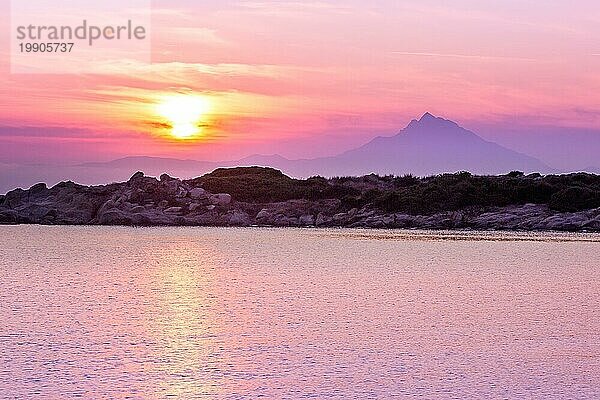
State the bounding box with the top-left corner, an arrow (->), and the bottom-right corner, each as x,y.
1,168 -> 599,232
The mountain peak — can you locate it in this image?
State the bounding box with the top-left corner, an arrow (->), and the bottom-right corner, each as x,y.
405,112 -> 459,132
419,112 -> 437,122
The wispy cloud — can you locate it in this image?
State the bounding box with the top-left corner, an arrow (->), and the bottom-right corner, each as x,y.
161,27 -> 231,46
393,3 -> 585,36
150,7 -> 196,20
390,51 -> 539,62
238,1 -> 356,13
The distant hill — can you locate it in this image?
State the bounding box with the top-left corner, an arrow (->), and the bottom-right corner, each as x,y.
0,113 -> 559,193
80,156 -> 218,176
241,113 -> 553,177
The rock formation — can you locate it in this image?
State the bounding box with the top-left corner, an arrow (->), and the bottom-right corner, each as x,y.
1,167 -> 599,231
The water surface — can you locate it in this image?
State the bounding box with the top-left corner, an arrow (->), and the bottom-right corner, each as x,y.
1,226 -> 599,399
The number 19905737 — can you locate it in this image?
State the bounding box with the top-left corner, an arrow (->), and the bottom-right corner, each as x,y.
19,43 -> 74,53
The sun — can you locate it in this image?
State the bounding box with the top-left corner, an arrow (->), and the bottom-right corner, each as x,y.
155,94 -> 212,139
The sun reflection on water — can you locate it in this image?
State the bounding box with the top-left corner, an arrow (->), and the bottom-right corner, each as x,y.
151,247 -> 222,397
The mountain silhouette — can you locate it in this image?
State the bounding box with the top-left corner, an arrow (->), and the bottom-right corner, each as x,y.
0,113 -> 556,192
241,112 -> 553,176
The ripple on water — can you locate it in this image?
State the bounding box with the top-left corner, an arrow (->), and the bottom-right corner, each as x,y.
0,226 -> 599,399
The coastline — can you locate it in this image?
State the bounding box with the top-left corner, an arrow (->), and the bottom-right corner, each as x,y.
1,208 -> 599,233
1,167 -> 599,232
2,225 -> 599,243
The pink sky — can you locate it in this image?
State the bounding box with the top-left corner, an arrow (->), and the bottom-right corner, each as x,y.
1,0 -> 599,164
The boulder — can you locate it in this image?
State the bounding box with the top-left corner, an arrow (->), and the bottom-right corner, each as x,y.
3,188 -> 25,208
176,187 -> 188,198
273,215 -> 298,227
28,183 -> 48,195
98,209 -> 133,225
164,207 -> 183,214
332,212 -> 348,225
97,199 -> 116,215
538,214 -> 587,231
583,215 -> 600,230
210,193 -> 232,206
315,213 -> 328,226
16,204 -> 52,222
362,216 -> 386,228
472,212 -> 521,230
185,209 -> 225,225
164,180 -> 180,195
0,209 -> 19,224
425,212 -> 462,229
131,213 -> 154,226
229,210 -> 250,226
256,209 -> 270,220
131,205 -> 146,213
299,214 -> 315,226
393,214 -> 414,228
129,171 -> 144,181
189,188 -> 208,200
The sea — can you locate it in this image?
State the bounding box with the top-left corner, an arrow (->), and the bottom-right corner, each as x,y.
1,226 -> 599,399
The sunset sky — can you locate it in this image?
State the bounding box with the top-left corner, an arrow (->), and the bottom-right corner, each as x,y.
1,0 -> 599,168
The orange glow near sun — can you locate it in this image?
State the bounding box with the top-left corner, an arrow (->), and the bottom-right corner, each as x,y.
155,94 -> 212,139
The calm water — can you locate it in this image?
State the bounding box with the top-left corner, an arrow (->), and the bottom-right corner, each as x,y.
1,226 -> 599,399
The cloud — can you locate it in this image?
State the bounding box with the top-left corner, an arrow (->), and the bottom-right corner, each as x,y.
390,52 -> 539,62
393,3 -> 586,36
150,7 -> 195,19
572,107 -> 600,119
237,1 -> 360,15
161,27 -> 231,46
0,125 -> 137,139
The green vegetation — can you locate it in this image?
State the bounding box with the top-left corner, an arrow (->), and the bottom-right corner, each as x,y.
187,167 -> 600,214
188,167 -> 357,203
